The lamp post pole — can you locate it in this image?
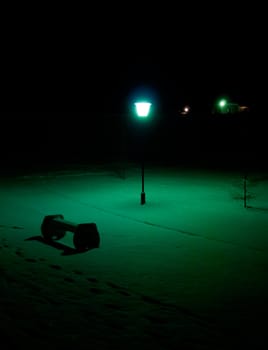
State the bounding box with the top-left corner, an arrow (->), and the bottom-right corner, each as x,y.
134,101 -> 152,205
141,152 -> 145,204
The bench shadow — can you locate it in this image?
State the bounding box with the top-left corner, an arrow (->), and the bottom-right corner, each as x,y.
25,235 -> 93,255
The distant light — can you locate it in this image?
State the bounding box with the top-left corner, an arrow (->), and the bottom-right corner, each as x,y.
239,105 -> 249,112
214,97 -> 249,115
134,102 -> 152,118
219,99 -> 227,108
179,105 -> 191,116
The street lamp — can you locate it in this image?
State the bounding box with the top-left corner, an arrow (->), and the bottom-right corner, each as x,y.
216,98 -> 229,114
134,101 -> 152,205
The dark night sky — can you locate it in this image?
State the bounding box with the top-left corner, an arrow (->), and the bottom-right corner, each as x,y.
1,3 -> 266,116
1,3 -> 267,171
3,48 -> 262,116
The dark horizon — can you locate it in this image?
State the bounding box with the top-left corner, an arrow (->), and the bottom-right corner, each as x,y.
1,108 -> 267,178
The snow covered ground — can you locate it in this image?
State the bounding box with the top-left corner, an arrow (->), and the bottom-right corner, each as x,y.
1,162 -> 268,349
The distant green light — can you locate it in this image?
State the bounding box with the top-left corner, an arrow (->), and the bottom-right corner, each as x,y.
134,101 -> 152,117
219,99 -> 227,108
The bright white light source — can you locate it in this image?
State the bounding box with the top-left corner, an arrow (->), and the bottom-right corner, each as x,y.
180,105 -> 190,116
134,102 -> 152,117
